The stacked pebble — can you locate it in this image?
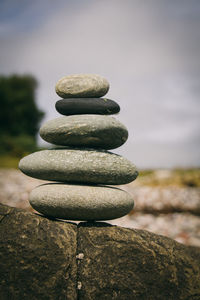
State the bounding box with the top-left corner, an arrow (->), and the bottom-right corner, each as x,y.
19,74 -> 138,221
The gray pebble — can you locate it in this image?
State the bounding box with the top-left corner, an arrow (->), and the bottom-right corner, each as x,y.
40,115 -> 128,150
30,183 -> 134,221
55,74 -> 109,98
19,148 -> 138,185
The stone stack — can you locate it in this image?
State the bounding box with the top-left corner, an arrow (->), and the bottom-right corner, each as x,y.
19,74 -> 138,221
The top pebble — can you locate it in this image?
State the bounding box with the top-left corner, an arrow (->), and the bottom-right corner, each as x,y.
55,74 -> 109,98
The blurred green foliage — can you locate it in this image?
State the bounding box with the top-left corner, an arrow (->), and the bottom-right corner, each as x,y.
0,155 -> 20,168
0,74 -> 44,158
137,168 -> 200,187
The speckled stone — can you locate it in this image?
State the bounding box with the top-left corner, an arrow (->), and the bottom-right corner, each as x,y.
55,74 -> 109,98
55,98 -> 120,115
19,148 -> 138,184
29,183 -> 134,221
39,115 -> 128,150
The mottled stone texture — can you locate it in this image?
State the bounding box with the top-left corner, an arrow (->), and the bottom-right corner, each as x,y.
39,115 -> 128,150
19,148 -> 138,185
77,222 -> 200,300
1,204 -> 200,300
55,74 -> 109,98
29,183 -> 134,221
0,204 -> 77,300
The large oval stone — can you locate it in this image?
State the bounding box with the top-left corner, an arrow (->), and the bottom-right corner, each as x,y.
55,98 -> 120,116
39,115 -> 128,150
30,183 -> 134,221
19,148 -> 138,184
55,74 -> 109,98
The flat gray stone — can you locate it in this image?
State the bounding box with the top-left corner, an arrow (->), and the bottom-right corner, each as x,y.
19,148 -> 138,184
40,115 -> 128,150
29,183 -> 134,220
55,74 -> 109,98
55,97 -> 120,115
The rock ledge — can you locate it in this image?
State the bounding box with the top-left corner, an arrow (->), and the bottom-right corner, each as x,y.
0,204 -> 200,300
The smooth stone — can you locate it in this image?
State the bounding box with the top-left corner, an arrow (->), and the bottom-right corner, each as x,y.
29,183 -> 134,221
39,115 -> 128,150
19,148 -> 138,184
55,98 -> 120,115
55,74 -> 109,98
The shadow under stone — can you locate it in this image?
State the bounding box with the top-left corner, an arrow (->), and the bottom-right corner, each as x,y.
78,221 -> 113,228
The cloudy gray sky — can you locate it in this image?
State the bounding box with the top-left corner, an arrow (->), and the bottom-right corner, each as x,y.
0,0 -> 200,168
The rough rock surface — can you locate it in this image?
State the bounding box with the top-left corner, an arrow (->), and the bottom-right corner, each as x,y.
0,204 -> 77,300
1,204 -> 200,300
19,148 -> 138,184
78,222 -> 200,300
39,115 -> 128,149
55,74 -> 109,98
55,97 -> 120,116
29,183 -> 134,220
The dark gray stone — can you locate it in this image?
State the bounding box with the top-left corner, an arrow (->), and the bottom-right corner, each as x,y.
19,148 -> 138,185
55,98 -> 120,116
39,115 -> 128,150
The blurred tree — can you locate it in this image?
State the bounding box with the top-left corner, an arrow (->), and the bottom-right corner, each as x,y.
0,74 -> 44,156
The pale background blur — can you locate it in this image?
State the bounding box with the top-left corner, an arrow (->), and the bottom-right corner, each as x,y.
1,0 -> 200,169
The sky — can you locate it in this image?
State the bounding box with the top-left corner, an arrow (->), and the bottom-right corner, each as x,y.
0,0 -> 200,168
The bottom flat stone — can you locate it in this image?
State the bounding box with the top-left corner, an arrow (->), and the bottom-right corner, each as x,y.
29,183 -> 134,221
